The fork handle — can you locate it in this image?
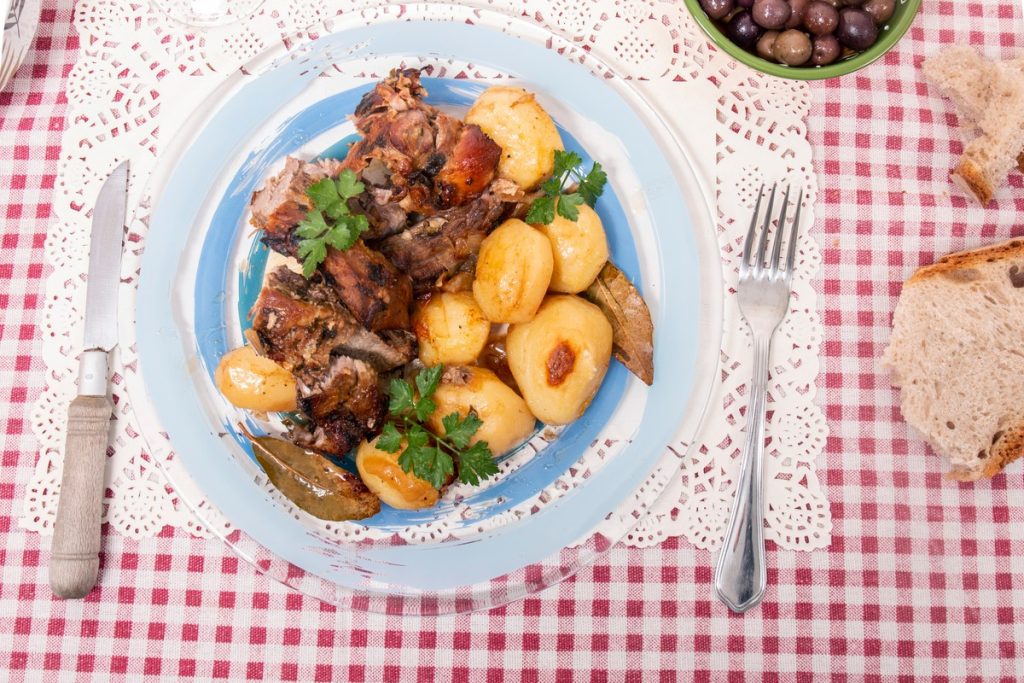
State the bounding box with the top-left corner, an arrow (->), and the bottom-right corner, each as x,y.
714,335 -> 770,612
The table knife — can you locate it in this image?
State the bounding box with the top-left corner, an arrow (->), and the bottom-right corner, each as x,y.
50,160 -> 129,599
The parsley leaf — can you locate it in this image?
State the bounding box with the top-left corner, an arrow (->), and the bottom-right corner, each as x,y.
376,422 -> 403,453
526,150 -> 608,226
399,444 -> 453,490
307,178 -> 341,215
577,162 -> 608,207
525,195 -> 556,225
380,365 -> 499,492
458,441 -> 499,486
552,150 -> 583,179
414,396 -> 436,423
296,209 -> 329,239
388,378 -> 415,414
296,170 -> 368,278
442,411 -> 483,450
415,364 -> 444,400
556,193 -> 584,221
297,239 -> 327,278
335,171 -> 365,199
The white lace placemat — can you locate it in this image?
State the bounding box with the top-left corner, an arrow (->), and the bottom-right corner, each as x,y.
23,0 -> 830,552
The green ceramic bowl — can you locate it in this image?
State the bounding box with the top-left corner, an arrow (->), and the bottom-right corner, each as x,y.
684,0 -> 921,80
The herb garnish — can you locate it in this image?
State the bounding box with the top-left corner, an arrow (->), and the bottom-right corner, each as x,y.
376,365 -> 499,489
296,169 -> 369,277
525,150 -> 608,225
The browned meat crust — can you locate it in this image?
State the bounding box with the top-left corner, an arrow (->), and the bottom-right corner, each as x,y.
341,68 -> 501,216
260,224 -> 412,332
319,241 -> 412,331
250,268 -> 415,456
376,185 -> 512,285
250,157 -> 344,237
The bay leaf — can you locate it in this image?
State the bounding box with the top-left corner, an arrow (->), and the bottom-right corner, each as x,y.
241,426 -> 381,521
583,261 -> 654,385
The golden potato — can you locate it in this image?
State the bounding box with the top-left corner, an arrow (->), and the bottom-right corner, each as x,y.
215,345 -> 297,412
534,204 -> 609,293
355,438 -> 440,510
428,366 -> 537,457
413,292 -> 491,366
506,295 -> 613,425
466,86 -> 564,190
472,219 -> 553,323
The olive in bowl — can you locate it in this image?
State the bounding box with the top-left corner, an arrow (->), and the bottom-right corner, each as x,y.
687,0 -> 920,79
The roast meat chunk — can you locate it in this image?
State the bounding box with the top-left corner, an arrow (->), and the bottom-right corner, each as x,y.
342,68 -> 501,216
376,185 -> 512,285
250,157 -> 344,237
251,267 -> 414,375
250,268 -> 415,456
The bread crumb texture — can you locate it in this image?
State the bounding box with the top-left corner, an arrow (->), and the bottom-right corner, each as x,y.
882,239 -> 1024,480
923,46 -> 1024,206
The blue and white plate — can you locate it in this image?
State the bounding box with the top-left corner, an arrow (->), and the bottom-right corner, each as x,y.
134,17 -> 717,613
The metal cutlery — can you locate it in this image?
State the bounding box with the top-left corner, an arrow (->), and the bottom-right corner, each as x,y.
49,161 -> 130,599
714,182 -> 803,613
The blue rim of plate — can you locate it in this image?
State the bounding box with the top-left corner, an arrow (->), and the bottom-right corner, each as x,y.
136,21 -> 702,594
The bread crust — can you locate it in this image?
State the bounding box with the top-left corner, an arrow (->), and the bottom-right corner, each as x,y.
907,237 -> 1024,285
951,158 -> 994,206
987,418 -> 1024,477
899,239 -> 1024,480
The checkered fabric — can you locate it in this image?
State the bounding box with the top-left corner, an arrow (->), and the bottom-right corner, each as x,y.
3,0 -> 1024,680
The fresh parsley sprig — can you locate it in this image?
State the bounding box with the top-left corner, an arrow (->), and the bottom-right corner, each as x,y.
376,365 -> 499,489
525,150 -> 608,225
296,170 -> 369,278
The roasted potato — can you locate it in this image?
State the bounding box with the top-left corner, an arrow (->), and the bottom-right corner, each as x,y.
355,438 -> 440,510
428,366 -> 537,457
413,292 -> 491,366
535,204 -> 609,293
215,345 -> 297,412
466,86 -> 564,190
506,295 -> 613,425
472,218 -> 553,323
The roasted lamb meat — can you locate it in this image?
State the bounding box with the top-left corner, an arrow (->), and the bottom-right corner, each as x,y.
251,156 -> 413,332
250,157 -> 344,236
376,180 -> 519,285
260,229 -> 412,333
250,267 -> 415,455
342,68 -> 502,216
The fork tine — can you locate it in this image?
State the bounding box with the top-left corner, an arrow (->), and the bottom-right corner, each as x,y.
768,185 -> 791,278
784,187 -> 804,278
741,184 -> 766,274
753,183 -> 777,276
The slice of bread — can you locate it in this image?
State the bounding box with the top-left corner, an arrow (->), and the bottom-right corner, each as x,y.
882,239 -> 1024,480
923,47 -> 1024,205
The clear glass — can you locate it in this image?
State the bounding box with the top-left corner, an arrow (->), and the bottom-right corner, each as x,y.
150,0 -> 264,27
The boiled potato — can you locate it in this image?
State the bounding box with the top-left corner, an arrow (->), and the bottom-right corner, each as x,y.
215,345 -> 297,412
413,292 -> 491,366
506,295 -> 613,425
466,86 -> 564,190
355,438 -> 440,510
472,218 -> 553,323
534,204 -> 609,293
428,366 -> 536,457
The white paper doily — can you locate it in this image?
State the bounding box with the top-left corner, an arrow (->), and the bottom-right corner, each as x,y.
24,0 -> 830,553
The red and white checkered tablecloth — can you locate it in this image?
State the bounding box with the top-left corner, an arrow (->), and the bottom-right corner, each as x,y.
3,0 -> 1024,680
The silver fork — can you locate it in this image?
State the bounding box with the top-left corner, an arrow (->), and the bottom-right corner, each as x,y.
714,182 -> 803,613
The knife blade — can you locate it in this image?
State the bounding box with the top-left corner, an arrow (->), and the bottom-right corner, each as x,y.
81,160 -> 129,352
50,160 -> 130,600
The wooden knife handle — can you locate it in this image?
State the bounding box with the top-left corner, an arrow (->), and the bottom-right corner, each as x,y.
50,394 -> 112,599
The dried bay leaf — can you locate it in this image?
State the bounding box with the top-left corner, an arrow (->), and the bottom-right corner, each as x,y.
583,261 -> 654,385
241,426 -> 380,521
